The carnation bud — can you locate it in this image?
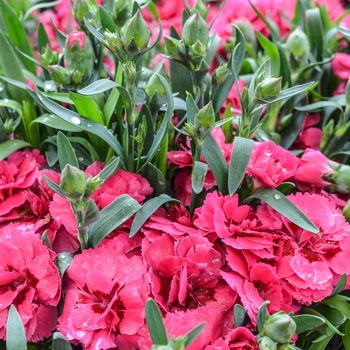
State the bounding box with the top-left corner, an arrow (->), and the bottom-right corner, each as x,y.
189,40 -> 207,57
65,30 -> 94,74
328,162 -> 350,193
255,77 -> 282,103
213,63 -> 229,84
278,343 -> 298,350
121,10 -> 151,53
258,336 -> 278,350
72,0 -> 89,24
40,45 -> 59,67
48,65 -> 71,85
144,64 -> 169,98
264,312 -> 296,344
85,176 -> 104,196
343,199 -> 350,222
182,12 -> 209,48
196,101 -> 215,130
60,164 -> 87,196
286,27 -> 310,59
190,0 -> 209,20
164,36 -> 184,61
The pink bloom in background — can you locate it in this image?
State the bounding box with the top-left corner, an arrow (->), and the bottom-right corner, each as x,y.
223,79 -> 245,115
58,238 -> 150,350
206,327 -> 259,350
331,53 -> 350,80
143,234 -> 236,312
293,114 -> 322,150
86,162 -> 153,208
247,140 -> 298,188
257,192 -> 350,304
0,224 -> 61,341
294,149 -> 335,188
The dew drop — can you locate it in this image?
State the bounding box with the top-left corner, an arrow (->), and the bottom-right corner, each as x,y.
61,254 -> 66,259
78,157 -> 84,162
3,98 -> 8,103
86,123 -> 92,127
0,82 -> 4,91
70,116 -> 81,125
274,193 -> 281,200
43,80 -> 56,92
264,151 -> 272,156
108,129 -> 113,134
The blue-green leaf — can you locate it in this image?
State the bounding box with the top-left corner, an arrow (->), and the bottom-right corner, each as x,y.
145,298 -> 168,345
257,300 -> 270,334
88,194 -> 141,247
184,323 -> 205,348
57,131 -> 79,170
32,114 -> 82,132
55,252 -> 74,278
192,161 -> 208,194
52,332 -> 73,350
0,140 -> 32,160
234,304 -> 247,328
293,314 -> 325,333
228,137 -> 254,195
6,305 -> 27,350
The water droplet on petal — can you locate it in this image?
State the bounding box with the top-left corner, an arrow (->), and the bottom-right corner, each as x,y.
264,151 -> 272,156
274,193 -> 281,200
70,116 -> 81,125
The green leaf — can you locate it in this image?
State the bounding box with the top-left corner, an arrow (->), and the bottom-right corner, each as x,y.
256,32 -> 280,77
32,113 -> 82,132
257,300 -> 270,334
322,296 -> 350,319
308,333 -> 333,350
69,92 -> 105,124
6,305 -> 27,350
55,252 -> 74,278
0,32 -> 31,103
212,27 -> 245,114
57,131 -> 79,170
343,319 -> 350,350
293,314 -> 325,333
228,137 -> 254,196
244,188 -> 320,235
35,88 -> 126,166
295,101 -> 343,113
130,195 -> 180,237
306,8 -> 324,59
234,304 -> 247,328
0,98 -> 23,116
97,157 -> 121,181
0,0 -> 36,74
140,75 -> 174,171
186,93 -> 199,124
100,6 -> 116,32
192,161 -> 208,194
78,79 -> 123,95
331,274 -> 347,296
0,140 -> 32,160
52,332 -> 73,350
88,194 -> 141,247
202,133 -> 228,194
37,22 -> 51,51
145,299 -> 168,345
44,176 -> 70,199
184,323 -> 205,348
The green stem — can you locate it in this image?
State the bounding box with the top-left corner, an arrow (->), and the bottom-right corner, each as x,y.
76,206 -> 88,249
189,145 -> 202,217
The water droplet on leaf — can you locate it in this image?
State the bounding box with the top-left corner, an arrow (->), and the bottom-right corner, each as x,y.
274,193 -> 281,200
70,116 -> 81,125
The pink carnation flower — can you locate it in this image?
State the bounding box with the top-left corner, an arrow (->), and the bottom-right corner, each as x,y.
257,192 -> 350,304
294,149 -> 336,188
0,224 -> 61,341
143,234 -> 236,312
205,327 -> 259,350
247,140 -> 298,188
58,239 -> 150,349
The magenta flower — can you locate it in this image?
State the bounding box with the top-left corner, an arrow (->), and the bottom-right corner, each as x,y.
257,192 -> 350,304
58,238 -> 150,349
247,140 -> 298,189
0,224 -> 61,341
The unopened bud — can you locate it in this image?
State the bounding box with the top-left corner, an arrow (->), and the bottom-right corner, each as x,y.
196,101 -> 215,130
60,164 -> 86,196
286,27 -> 310,59
264,312 -> 296,344
182,13 -> 209,48
85,176 -> 103,196
72,0 -> 89,23
328,162 -> 350,193
190,0 -> 209,20
213,63 -> 229,84
189,40 -> 207,57
40,45 -> 59,67
144,64 -> 169,97
121,10 -> 150,53
343,199 -> 350,222
48,65 -> 71,85
255,77 -> 282,103
258,336 -> 277,350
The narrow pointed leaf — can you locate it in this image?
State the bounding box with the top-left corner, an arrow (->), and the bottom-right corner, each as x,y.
35,88 -> 126,165
331,274 -> 347,296
32,114 -> 82,132
97,157 -> 121,181
100,6 -> 116,32
0,99 -> 23,115
244,188 -> 320,234
202,133 -> 228,194
293,315 -> 325,333
145,299 -> 168,345
257,31 -> 280,77
228,137 -> 254,195
184,323 -> 205,347
88,194 -> 141,247
78,79 -> 124,95
37,22 -> 51,51
0,140 -> 32,160
257,300 -> 270,333
52,332 -> 73,350
192,161 -> 208,194
57,131 -> 79,170
55,253 -> 74,278
234,305 -> 247,327
130,195 -> 180,237
44,176 -> 70,199
186,93 -> 199,124
6,305 -> 27,350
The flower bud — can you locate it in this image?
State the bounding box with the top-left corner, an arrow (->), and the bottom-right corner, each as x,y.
121,10 -> 151,53
144,64 -> 169,98
189,40 -> 207,57
278,343 -> 298,350
328,162 -> 350,193
258,336 -> 277,350
213,63 -> 229,85
264,312 -> 296,344
343,199 -> 350,222
65,30 -> 94,74
196,101 -> 215,130
182,13 -> 209,48
85,176 -> 103,196
255,77 -> 282,103
164,36 -> 184,61
48,65 -> 71,85
190,0 -> 209,20
60,164 -> 87,196
286,27 -> 310,59
40,45 -> 59,67
72,0 -> 89,24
